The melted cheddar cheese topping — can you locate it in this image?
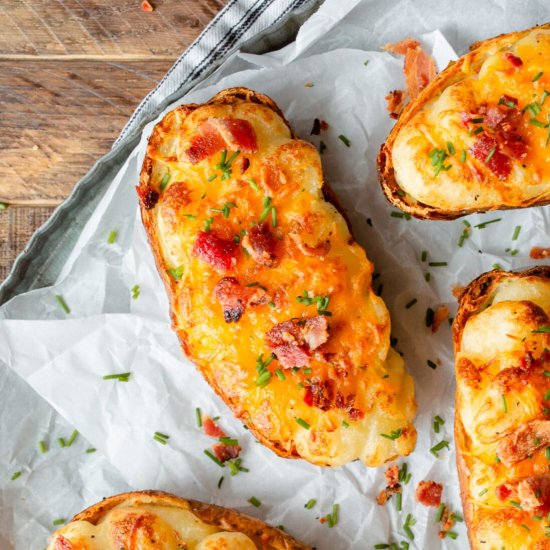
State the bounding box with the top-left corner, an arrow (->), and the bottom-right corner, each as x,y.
393,27 -> 550,211
456,274 -> 550,549
140,92 -> 416,466
47,499 -> 257,550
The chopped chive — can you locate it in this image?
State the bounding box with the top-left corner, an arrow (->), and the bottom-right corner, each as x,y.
395,491 -> 402,512
295,417 -> 311,430
546,447 -> 550,460
55,295 -> 71,314
460,150 -> 467,163
207,174 -> 217,182
248,178 -> 260,191
86,448 -> 96,453
305,498 -> 317,509
319,140 -> 327,154
57,437 -> 66,448
219,437 -> 238,446
444,531 -> 459,539
182,213 -> 196,220
421,250 -> 428,262
509,500 -> 522,508
430,440 -> 450,457
255,370 -> 272,387
533,71 -> 544,82
153,435 -> 168,445
374,545 -> 390,549
364,59 -> 370,66
425,307 -> 435,327
451,513 -> 463,522
492,263 -> 503,270
159,172 -> 171,191
204,450 -> 224,467
168,265 -> 184,280
204,217 -> 213,232
428,261 -> 447,267
475,218 -> 501,229
131,284 -> 140,300
435,503 -> 445,522
391,211 -> 406,218
66,430 -> 78,447
248,496 -> 261,507
102,372 -> 131,382
425,272 -> 431,282
479,488 -> 488,496
338,134 -> 351,147
196,407 -> 202,427
11,471 -> 21,481
52,519 -> 65,526
271,206 -> 277,227
533,326 -> 550,333
427,360 -> 437,370
39,440 -> 47,454
501,394 -> 508,413
107,230 -> 118,244
381,428 -> 403,441
0,202 -> 8,210
342,420 -> 350,428
217,476 -> 224,488
259,197 -> 273,222
471,117 -> 484,124
446,142 -> 455,155
529,118 -> 549,128
405,298 -> 417,309
274,369 -> 286,380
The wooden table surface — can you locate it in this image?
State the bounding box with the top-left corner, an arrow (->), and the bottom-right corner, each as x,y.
0,0 -> 227,281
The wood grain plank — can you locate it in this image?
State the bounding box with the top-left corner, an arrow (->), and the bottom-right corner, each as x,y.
0,0 -> 226,57
0,206 -> 56,281
0,59 -> 175,204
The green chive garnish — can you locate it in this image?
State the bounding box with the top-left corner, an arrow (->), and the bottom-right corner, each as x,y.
475,218 -> 501,229
196,407 -> 202,427
405,298 -> 417,309
428,261 -> 447,267
248,178 -> 260,192
478,488 -> 488,496
421,250 -> 428,262
159,172 -> 170,191
427,360 -> 437,370
11,471 -> 21,481
446,142 -> 455,155
168,265 -> 184,280
484,147 -> 496,164
52,519 -> 65,526
153,432 -> 170,445
501,394 -> 507,413
395,491 -> 402,512
86,448 -> 96,453
103,372 -> 131,382
204,217 -> 213,232
275,369 -> 286,380
546,447 -> 550,460
381,428 -> 403,441
338,134 -> 351,147
39,440 -> 47,454
533,326 -> 550,333
532,71 -> 543,82
131,284 -> 140,300
430,440 -> 450,458
295,417 -> 311,430
107,230 -> 118,244
512,225 -> 521,240
248,496 -> 261,507
460,150 -> 467,163
217,476 -> 224,488
436,503 -> 445,522
305,498 -> 317,509
55,295 -> 71,314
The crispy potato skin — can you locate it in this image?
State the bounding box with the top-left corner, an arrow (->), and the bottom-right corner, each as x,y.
378,23 -> 550,220
453,267 -> 550,549
46,490 -> 311,550
137,88 -> 416,467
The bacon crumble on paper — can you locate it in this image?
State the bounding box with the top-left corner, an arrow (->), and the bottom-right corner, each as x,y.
383,38 -> 437,118
202,415 -> 241,464
141,0 -> 154,12
431,305 -> 449,333
416,480 -> 443,507
531,247 -> 550,259
376,465 -> 402,505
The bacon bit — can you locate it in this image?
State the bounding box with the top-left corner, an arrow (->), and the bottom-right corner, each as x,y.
213,441 -> 241,463
383,38 -> 436,112
431,305 -> 449,333
349,408 -> 364,420
186,123 -> 226,165
136,186 -> 159,210
304,380 -> 334,410
210,118 -> 258,153
451,285 -> 465,300
214,277 -> 246,323
504,52 -> 523,67
238,156 -> 250,174
242,223 -> 277,267
386,90 -> 406,119
260,160 -> 287,196
141,0 -> 154,12
496,483 -> 513,502
266,316 -> 329,369
485,106 -> 508,129
531,247 -> 550,259
319,516 -> 327,524
202,415 -> 226,438
54,536 -> 74,550
416,480 -> 443,507
440,506 -> 455,532
469,133 -> 511,180
193,231 -> 238,272
497,420 -> 550,466
384,38 -> 420,55
377,465 -> 402,505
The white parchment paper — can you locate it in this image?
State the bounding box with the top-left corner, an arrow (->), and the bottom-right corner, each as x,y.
2,1 -> 550,548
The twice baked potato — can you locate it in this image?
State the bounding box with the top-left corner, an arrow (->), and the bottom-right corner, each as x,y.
453,266 -> 550,549
138,87 -> 416,467
47,490 -> 310,549
378,23 -> 550,219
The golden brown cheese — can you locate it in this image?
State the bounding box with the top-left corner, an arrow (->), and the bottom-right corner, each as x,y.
454,267 -> 550,549
138,88 -> 416,467
379,24 -> 550,219
47,491 -> 310,550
